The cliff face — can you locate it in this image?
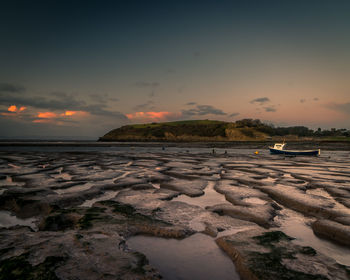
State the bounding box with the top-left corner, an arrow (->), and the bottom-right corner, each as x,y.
99,120 -> 269,141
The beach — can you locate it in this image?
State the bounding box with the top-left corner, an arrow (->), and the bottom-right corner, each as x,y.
0,143 -> 350,279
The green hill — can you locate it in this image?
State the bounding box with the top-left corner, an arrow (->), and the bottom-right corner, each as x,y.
99,119 -> 350,142
98,120 -> 269,141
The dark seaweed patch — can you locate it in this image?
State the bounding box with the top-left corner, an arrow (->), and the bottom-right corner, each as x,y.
130,252 -> 149,274
253,231 -> 294,247
249,231 -> 328,280
249,249 -> 328,280
41,214 -> 75,231
0,254 -> 65,280
100,201 -> 171,225
78,207 -> 106,229
299,246 -> 317,256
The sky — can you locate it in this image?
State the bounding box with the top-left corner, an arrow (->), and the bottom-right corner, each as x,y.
1,0 -> 350,139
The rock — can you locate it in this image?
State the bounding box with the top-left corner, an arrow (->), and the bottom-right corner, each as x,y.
311,219 -> 350,246
0,227 -> 161,280
215,180 -> 271,206
216,229 -> 349,280
39,210 -> 83,231
0,189 -> 52,219
160,179 -> 208,197
207,203 -> 276,228
259,185 -> 350,220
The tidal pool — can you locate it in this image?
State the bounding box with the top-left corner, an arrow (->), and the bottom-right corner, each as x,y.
127,233 -> 239,280
172,181 -> 227,208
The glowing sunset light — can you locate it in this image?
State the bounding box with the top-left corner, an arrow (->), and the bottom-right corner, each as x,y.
8,105 -> 17,112
64,111 -> 76,116
37,112 -> 58,118
62,110 -> 89,117
2,105 -> 26,116
126,111 -> 181,122
33,119 -> 51,123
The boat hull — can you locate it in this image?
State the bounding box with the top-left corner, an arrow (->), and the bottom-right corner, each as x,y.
269,148 -> 320,156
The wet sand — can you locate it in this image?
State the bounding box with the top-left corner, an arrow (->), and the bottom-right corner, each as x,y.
0,146 -> 350,279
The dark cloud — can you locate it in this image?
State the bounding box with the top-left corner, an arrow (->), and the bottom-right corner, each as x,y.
229,112 -> 240,117
0,92 -> 84,110
133,100 -> 155,111
327,102 -> 350,115
51,91 -> 69,98
264,106 -> 277,112
182,104 -> 226,116
134,81 -> 160,87
0,82 -> 25,93
300,99 -> 306,103
76,104 -> 127,119
0,91 -> 126,120
250,97 -> 270,104
88,93 -> 118,103
186,102 -> 196,106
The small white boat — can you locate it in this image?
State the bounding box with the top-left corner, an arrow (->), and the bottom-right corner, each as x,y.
269,143 -> 320,156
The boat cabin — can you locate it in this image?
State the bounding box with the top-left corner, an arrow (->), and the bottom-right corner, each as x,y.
272,143 -> 286,150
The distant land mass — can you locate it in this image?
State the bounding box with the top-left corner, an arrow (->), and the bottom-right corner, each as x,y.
99,119 -> 350,142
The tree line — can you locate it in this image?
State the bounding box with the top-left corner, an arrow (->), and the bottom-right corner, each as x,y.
235,119 -> 350,137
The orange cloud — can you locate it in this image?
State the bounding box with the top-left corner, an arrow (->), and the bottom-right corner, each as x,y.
61,110 -> 89,117
126,111 -> 181,122
33,110 -> 89,124
8,105 -> 17,112
1,105 -> 27,117
37,112 -> 58,118
64,111 -> 76,116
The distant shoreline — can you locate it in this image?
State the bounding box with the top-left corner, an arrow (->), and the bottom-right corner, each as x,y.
0,140 -> 349,150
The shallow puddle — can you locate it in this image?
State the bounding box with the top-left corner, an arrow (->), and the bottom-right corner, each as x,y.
274,208 -> 350,266
127,233 -> 239,280
172,181 -> 226,207
0,211 -> 37,231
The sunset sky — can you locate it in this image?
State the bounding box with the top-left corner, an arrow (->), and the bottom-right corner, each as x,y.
1,0 -> 350,139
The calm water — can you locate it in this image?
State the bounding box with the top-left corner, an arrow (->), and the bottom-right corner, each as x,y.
127,233 -> 240,280
0,141 -> 344,158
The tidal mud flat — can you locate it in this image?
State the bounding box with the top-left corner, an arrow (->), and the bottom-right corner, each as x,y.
0,147 -> 350,279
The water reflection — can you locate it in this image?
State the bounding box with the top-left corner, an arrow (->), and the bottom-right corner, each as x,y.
127,233 -> 239,280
